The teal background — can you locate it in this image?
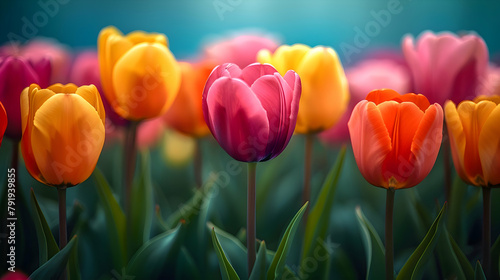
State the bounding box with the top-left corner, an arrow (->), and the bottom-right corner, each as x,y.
1,0 -> 499,65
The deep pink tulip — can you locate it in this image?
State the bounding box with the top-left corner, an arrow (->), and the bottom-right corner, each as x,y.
0,101 -> 6,147
69,50 -> 129,127
203,63 -> 301,162
1,39 -> 71,84
203,33 -> 279,68
0,271 -> 28,280
0,56 -> 51,140
321,59 -> 411,144
402,31 -> 488,105
477,64 -> 500,97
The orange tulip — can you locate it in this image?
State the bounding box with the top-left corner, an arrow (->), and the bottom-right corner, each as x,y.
20,83 -> 105,187
98,26 -> 181,121
348,89 -> 443,189
163,61 -> 213,137
445,96 -> 500,186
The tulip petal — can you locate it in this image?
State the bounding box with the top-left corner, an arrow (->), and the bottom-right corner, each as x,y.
282,70 -> 301,146
458,100 -> 496,185
348,100 -> 391,187
75,85 -> 106,124
407,104 -> 443,188
0,102 -> 6,146
31,94 -> 105,186
112,43 -> 181,120
365,89 -> 401,104
240,63 -> 278,87
271,44 -> 310,75
444,101 -> 470,184
377,101 -> 424,187
47,83 -> 78,94
206,77 -> 269,162
126,31 -> 168,46
478,103 -> 500,185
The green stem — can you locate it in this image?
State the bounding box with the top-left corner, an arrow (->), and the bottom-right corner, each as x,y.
124,122 -> 138,219
247,162 -> 257,277
442,123 -> 451,202
58,186 -> 67,280
482,187 -> 491,276
194,139 -> 203,189
302,134 -> 314,221
385,187 -> 395,280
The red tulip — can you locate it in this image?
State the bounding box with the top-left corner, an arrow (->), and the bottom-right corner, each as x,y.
348,89 -> 443,189
0,101 -> 6,147
0,56 -> 51,140
202,63 -> 301,162
402,31 -> 488,105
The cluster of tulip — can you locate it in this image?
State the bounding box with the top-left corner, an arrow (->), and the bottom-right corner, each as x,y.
0,26 -> 499,280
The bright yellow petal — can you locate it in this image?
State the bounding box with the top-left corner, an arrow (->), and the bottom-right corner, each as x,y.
256,49 -> 273,65
272,44 -> 310,75
112,42 -> 181,120
75,85 -> 106,124
126,31 -> 168,47
478,103 -> 500,185
444,101 -> 470,184
47,83 -> 78,94
31,94 -> 105,186
295,46 -> 349,133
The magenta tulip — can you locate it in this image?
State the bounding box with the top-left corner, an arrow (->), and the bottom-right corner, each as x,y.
402,31 -> 488,105
202,63 -> 301,162
0,56 -> 51,140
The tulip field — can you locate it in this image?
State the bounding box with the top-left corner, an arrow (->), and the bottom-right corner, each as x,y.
1,1 -> 500,280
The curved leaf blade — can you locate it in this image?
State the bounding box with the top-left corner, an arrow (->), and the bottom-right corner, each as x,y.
396,203 -> 447,280
474,261 -> 486,280
212,227 -> 241,280
267,202 -> 309,280
249,241 -> 267,280
355,206 -> 385,280
29,236 -> 78,280
208,222 -> 247,277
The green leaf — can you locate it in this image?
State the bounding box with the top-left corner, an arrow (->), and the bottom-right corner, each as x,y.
281,266 -> 300,280
447,176 -> 468,245
491,233 -> 500,278
130,151 -> 154,255
436,228 -> 466,280
29,188 -> 60,265
176,247 -> 201,280
396,203 -> 447,280
267,202 -> 309,280
302,147 -> 346,259
92,168 -> 126,269
167,187 -> 206,228
474,261 -> 486,280
249,241 -> 267,280
208,222 -> 247,277
448,231 -> 474,279
211,227 -> 241,280
29,236 -> 78,280
355,206 -> 385,280
127,225 -> 182,278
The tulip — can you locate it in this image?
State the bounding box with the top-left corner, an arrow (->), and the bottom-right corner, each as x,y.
348,89 -> 443,280
0,56 -> 51,140
203,32 -> 279,68
163,61 -> 213,138
98,26 -> 181,121
20,83 -> 105,187
20,83 -> 105,278
477,65 -> 500,97
137,117 -> 165,150
258,44 -> 349,134
202,62 -> 301,275
202,63 -> 301,162
0,101 -> 6,147
402,31 -> 488,105
321,59 -> 411,144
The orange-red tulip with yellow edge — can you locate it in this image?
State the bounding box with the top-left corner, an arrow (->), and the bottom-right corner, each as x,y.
445,95 -> 500,187
20,83 -> 105,187
258,44 -> 349,134
348,89 -> 443,189
163,61 -> 213,137
98,26 -> 181,121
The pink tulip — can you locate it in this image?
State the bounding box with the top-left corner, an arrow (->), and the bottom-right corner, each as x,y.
203,63 -> 301,162
321,59 -> 411,144
477,64 -> 500,97
402,31 -> 488,105
0,271 -> 28,280
137,117 -> 165,150
0,56 -> 51,140
203,33 -> 279,68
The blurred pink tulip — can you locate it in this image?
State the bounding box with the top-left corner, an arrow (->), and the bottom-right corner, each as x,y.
0,56 -> 51,140
137,117 -> 165,150
203,33 -> 279,68
402,31 -> 488,105
320,59 -> 411,144
203,63 -> 301,162
0,271 -> 28,280
477,64 -> 500,97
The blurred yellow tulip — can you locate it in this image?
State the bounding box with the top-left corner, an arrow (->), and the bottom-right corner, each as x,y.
258,44 -> 349,134
20,83 -> 105,187
445,95 -> 500,187
98,26 -> 181,121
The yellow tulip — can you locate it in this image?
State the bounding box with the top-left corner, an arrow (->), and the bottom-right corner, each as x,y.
445,96 -> 500,187
258,44 -> 349,134
98,26 -> 181,121
20,83 -> 105,187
